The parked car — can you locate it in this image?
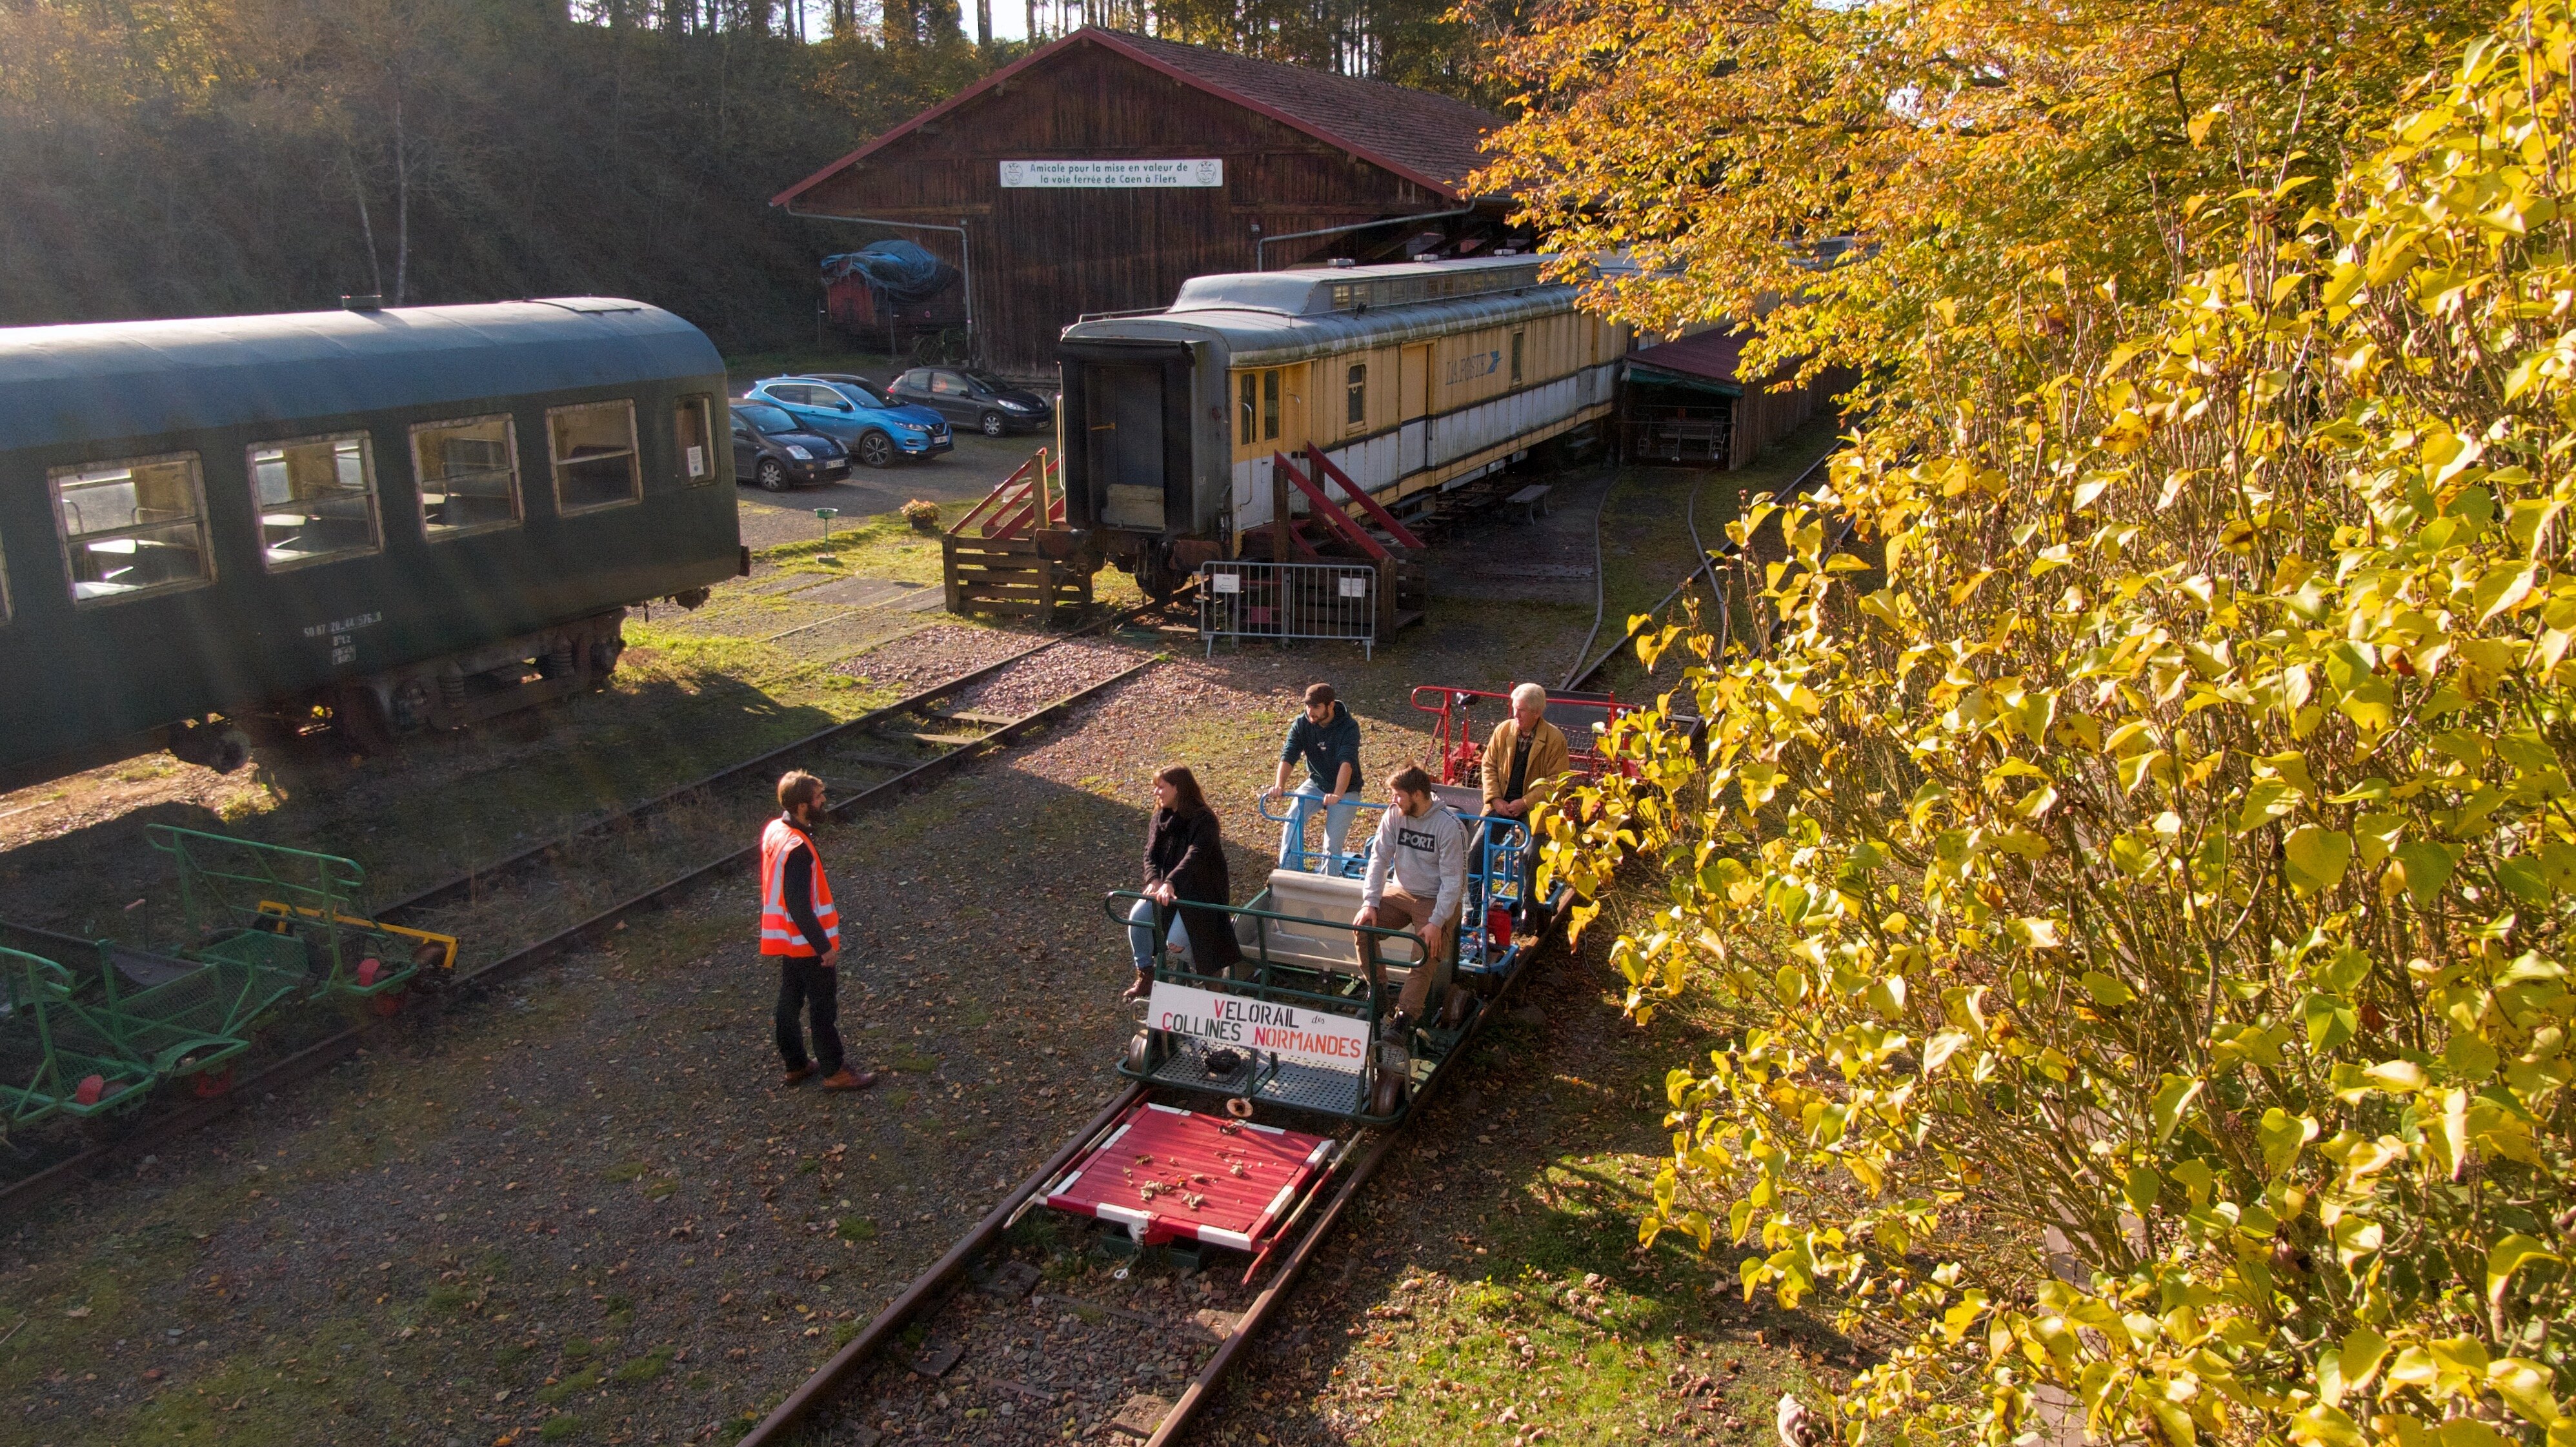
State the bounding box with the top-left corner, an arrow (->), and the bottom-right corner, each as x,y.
744,374 -> 951,468
729,400 -> 850,491
886,367 -> 1056,437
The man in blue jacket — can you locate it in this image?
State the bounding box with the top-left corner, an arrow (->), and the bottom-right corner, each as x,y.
1262,682 -> 1365,870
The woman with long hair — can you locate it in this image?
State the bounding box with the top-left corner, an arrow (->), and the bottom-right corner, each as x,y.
1125,764 -> 1243,1000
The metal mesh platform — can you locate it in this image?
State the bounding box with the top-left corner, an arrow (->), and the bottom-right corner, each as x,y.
1145,1035 -> 1369,1115
1044,1101 -> 1338,1251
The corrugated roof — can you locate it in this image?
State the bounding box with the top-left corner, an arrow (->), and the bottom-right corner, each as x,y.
0,300 -> 718,456
773,27 -> 1503,208
1100,31 -> 1500,196
1624,329 -> 1753,389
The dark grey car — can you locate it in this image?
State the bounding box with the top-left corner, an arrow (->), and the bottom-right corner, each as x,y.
887,367 -> 1055,437
730,400 -> 850,491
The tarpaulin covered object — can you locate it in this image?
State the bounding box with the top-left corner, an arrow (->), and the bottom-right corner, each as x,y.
819,240 -> 958,303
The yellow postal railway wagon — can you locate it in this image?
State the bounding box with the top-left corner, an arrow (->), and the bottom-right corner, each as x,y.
1054,256 -> 1629,598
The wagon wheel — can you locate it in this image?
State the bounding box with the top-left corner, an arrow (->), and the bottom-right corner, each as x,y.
1132,544 -> 1182,604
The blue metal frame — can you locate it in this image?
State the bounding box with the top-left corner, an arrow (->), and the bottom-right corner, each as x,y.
1253,792 -> 1547,978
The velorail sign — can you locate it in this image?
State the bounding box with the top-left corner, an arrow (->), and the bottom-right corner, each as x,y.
1000,158 -> 1223,188
1147,979 -> 1368,1072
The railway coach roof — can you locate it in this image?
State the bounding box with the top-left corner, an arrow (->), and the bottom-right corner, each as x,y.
1063,265 -> 1582,369
0,299 -> 719,455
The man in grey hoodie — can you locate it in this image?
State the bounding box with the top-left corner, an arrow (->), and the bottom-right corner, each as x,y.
1354,765 -> 1467,1028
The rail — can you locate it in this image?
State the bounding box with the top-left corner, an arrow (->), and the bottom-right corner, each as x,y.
732,862 -> 1564,1447
1562,438 -> 1848,691
0,605 -> 1179,1219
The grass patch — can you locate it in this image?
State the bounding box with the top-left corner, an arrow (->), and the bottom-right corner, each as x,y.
539,1413 -> 583,1441
835,1216 -> 878,1241
561,1337 -> 595,1360
883,1048 -> 938,1073
601,1160 -> 649,1182
612,1347 -> 674,1384
644,1178 -> 679,1200
757,504 -> 972,587
538,1366 -> 605,1403
603,1293 -> 635,1326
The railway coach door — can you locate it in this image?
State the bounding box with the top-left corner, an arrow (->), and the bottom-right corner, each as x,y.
1400,343 -> 1433,475
1087,362 -> 1167,530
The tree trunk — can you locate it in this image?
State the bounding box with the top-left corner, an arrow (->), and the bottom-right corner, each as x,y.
392,90 -> 410,307
349,150 -> 385,299
976,0 -> 989,48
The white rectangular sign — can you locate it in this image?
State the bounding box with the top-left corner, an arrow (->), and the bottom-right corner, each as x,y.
1000,158 -> 1223,189
1211,571 -> 1242,594
1147,979 -> 1369,1073
1338,576 -> 1367,598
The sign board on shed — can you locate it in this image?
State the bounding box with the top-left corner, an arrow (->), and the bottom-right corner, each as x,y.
1001,159 -> 1223,188
1147,978 -> 1369,1073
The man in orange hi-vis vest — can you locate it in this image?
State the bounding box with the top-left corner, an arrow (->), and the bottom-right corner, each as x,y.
760,771 -> 874,1091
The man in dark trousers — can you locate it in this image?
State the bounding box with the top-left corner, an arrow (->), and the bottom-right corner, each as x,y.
759,771 -> 875,1091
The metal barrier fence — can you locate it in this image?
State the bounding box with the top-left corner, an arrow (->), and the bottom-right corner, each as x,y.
1198,560 -> 1380,658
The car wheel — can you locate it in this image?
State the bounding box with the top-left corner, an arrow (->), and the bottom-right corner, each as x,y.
756,458 -> 789,492
857,431 -> 896,468
979,410 -> 1008,437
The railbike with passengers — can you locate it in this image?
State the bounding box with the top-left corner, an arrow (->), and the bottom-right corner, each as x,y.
1025,723 -> 1578,1278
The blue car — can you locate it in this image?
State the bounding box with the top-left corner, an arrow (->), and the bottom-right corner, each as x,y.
744,374 -> 952,469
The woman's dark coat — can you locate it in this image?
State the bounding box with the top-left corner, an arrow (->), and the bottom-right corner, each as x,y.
1142,804 -> 1243,972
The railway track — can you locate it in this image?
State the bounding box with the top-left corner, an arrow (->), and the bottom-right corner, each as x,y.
0,598 -> 1189,1219
732,907 -> 1556,1447
1561,442 -> 1849,691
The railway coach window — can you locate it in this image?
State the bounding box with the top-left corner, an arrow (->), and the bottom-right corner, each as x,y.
410,415 -> 523,539
249,434 -> 381,570
1346,363 -> 1367,431
548,400 -> 642,513
49,454 -> 214,604
675,395 -> 716,485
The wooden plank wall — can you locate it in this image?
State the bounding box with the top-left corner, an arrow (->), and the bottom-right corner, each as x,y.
795,45 -> 1467,374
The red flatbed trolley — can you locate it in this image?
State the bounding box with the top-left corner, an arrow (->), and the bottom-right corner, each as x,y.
1041,1100 -> 1338,1256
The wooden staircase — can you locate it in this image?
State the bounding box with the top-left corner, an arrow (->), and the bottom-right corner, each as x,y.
1240,449 -> 1429,634
941,450 -> 1092,623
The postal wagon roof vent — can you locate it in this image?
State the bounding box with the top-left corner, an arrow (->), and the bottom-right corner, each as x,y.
1167,256 -> 1555,318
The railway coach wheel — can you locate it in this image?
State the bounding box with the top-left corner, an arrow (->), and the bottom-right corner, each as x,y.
1123,1029 -> 1153,1074
588,631 -> 626,685
756,458 -> 789,492
856,431 -> 896,469
1131,544 -> 1182,604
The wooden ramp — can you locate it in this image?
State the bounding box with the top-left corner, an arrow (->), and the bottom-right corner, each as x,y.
941,449 -> 1091,623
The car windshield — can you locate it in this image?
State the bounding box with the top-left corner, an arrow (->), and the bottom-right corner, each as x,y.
736,403 -> 800,434
820,378 -> 891,407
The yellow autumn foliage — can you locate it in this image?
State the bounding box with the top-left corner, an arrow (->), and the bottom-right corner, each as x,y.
1512,3 -> 2576,1441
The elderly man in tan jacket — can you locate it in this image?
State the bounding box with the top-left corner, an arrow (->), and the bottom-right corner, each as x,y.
1480,682 -> 1571,922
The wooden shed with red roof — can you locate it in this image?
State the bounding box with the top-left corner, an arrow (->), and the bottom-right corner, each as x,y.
771,27 -> 1518,374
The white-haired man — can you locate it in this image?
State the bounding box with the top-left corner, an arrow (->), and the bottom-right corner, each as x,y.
1480,683 -> 1570,921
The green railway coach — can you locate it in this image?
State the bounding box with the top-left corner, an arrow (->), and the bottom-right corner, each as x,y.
0,298 -> 743,793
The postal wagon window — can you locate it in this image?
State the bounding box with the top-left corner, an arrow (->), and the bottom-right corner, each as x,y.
412,415 -> 523,539
548,400 -> 641,513
50,453 -> 214,605
674,395 -> 716,486
250,433 -> 381,571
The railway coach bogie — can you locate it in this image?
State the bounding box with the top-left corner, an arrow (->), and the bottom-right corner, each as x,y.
0,298 -> 741,793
